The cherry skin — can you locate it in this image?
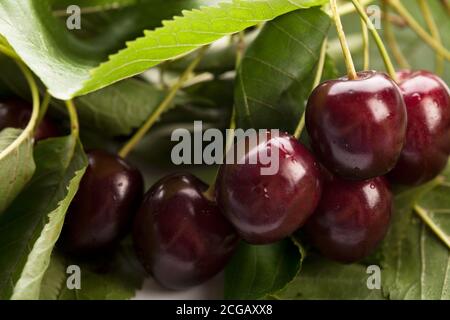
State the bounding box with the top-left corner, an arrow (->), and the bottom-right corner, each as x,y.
388,70 -> 450,185
0,98 -> 59,141
306,71 -> 407,180
133,173 -> 239,290
304,175 -> 392,263
216,131 -> 322,244
61,150 -> 144,256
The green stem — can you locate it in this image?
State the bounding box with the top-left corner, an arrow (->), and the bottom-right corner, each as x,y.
118,46 -> 208,159
389,0 -> 450,61
414,204 -> 450,250
361,17 -> 370,70
65,100 -> 80,138
294,38 -> 328,139
235,31 -> 245,68
36,92 -> 51,129
330,0 -> 357,80
351,0 -> 398,82
382,0 -> 410,69
0,43 -> 20,61
16,62 -> 40,141
418,0 -> 445,75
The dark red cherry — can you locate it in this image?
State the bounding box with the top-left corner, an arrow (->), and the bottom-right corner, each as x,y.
61,150 -> 144,255
389,70 -> 450,185
305,176 -> 392,263
306,71 -> 407,180
216,131 -> 322,244
0,98 -> 59,141
133,173 -> 239,290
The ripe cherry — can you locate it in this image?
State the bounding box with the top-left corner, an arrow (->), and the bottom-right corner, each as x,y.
216,131 -> 322,244
133,173 -> 239,290
0,98 -> 59,141
388,70 -> 450,185
61,150 -> 144,256
306,71 -> 407,180
305,175 -> 392,263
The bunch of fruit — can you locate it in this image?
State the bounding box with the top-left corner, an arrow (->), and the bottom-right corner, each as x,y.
3,66 -> 447,291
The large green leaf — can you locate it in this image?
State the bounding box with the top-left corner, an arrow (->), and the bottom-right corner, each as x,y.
0,0 -> 327,99
278,255 -> 385,300
224,239 -> 304,300
0,136 -> 88,299
52,0 -> 211,57
381,164 -> 450,300
234,7 -> 330,132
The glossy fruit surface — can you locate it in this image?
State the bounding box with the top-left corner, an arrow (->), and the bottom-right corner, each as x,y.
389,70 -> 450,185
0,98 -> 59,141
61,150 -> 144,255
305,176 -> 392,263
306,71 -> 407,180
133,173 -> 239,290
216,131 -> 322,244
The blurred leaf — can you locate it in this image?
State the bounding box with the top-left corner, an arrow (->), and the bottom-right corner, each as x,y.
234,8 -> 330,132
0,136 -> 87,299
40,240 -> 146,300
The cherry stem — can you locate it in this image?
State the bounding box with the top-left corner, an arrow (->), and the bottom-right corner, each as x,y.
65,100 -> 80,139
0,45 -> 41,143
330,0 -> 357,80
417,0 -> 444,75
118,46 -> 208,159
16,62 -> 40,142
204,32 -> 245,200
360,17 -> 370,70
414,204 -> 450,250
389,0 -> 450,61
382,0 -> 410,70
36,92 -> 51,129
294,38 -> 328,140
351,0 -> 397,82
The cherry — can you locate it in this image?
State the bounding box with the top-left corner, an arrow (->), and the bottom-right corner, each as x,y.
0,98 -> 59,141
388,70 -> 450,185
133,173 -> 239,290
306,71 -> 407,180
61,150 -> 144,256
216,131 -> 322,244
305,175 -> 392,263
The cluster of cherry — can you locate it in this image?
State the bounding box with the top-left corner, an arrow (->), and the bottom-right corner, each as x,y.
0,69 -> 448,291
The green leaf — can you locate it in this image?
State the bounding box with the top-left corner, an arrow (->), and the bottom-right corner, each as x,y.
234,7 -> 330,132
381,164 -> 450,300
224,239 -> 303,300
40,240 -> 146,300
278,255 -> 385,300
0,136 -> 88,299
0,128 -> 36,216
0,0 -> 327,99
